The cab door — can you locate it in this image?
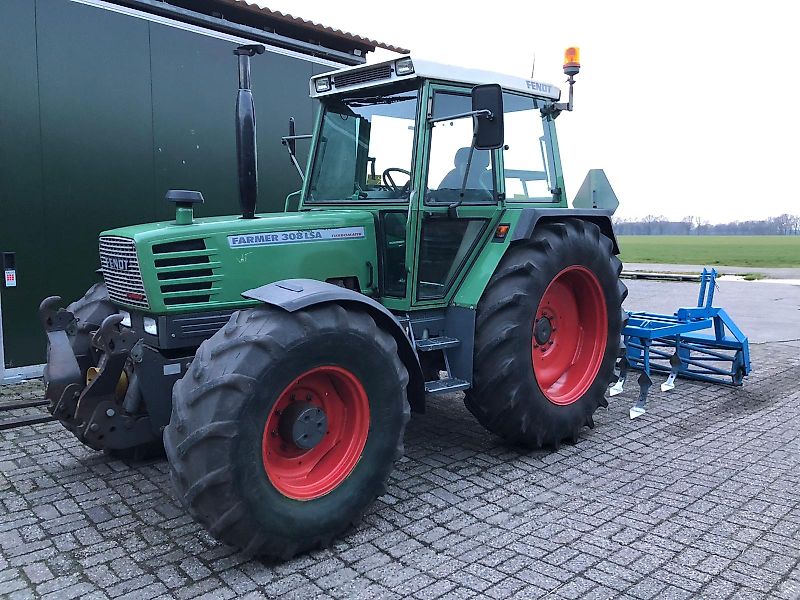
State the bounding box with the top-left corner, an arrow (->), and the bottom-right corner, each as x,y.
410,85 -> 503,307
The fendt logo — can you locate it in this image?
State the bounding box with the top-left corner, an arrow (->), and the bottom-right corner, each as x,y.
105,257 -> 130,271
526,80 -> 553,94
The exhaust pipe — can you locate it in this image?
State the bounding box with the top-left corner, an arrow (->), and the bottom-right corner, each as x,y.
234,44 -> 265,219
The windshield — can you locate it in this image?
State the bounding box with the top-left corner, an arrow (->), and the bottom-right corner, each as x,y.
306,84 -> 419,202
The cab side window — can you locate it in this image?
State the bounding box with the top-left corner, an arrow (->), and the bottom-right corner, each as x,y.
502,93 -> 553,201
425,92 -> 495,204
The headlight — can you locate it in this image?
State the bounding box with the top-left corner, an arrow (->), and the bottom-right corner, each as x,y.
118,310 -> 131,328
395,57 -> 414,76
314,77 -> 331,93
143,316 -> 158,336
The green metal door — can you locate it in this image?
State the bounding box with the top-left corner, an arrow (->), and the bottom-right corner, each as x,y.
410,85 -> 502,308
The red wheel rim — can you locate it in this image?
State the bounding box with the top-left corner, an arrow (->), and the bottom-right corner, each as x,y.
531,266 -> 607,405
262,366 -> 370,500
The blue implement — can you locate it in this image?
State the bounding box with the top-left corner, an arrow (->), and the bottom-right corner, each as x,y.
611,269 -> 751,419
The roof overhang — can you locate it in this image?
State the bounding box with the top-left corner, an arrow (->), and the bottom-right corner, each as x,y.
112,0 -> 408,65
226,0 -> 409,54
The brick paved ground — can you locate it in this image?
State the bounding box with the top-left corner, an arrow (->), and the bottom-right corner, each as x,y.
1,342 -> 799,599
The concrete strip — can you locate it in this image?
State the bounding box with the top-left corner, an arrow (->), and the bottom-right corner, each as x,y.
624,262 -> 800,280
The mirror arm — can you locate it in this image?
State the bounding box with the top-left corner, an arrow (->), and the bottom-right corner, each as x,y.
280,134 -> 313,181
429,109 -> 493,125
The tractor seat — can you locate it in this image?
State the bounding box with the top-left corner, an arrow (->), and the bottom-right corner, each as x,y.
437,147 -> 492,200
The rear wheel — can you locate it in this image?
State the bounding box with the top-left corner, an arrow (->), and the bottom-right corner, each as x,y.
164,303 -> 409,559
465,220 -> 626,448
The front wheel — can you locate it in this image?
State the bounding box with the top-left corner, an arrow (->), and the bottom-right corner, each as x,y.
164,303 -> 409,559
465,219 -> 626,448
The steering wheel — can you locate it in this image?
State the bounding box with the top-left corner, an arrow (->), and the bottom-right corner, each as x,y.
382,168 -> 411,195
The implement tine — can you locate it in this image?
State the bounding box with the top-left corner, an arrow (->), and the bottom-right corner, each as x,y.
661,352 -> 682,392
609,355 -> 629,397
630,371 -> 652,419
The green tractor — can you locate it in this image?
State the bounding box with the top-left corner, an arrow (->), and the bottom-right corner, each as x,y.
40,45 -> 625,559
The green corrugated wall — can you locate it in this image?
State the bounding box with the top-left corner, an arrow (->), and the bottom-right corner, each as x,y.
0,0 -> 331,367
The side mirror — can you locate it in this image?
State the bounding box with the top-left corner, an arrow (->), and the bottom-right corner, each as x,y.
471,84 -> 504,150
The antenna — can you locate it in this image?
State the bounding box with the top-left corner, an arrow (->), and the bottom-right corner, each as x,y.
530,52 -> 536,79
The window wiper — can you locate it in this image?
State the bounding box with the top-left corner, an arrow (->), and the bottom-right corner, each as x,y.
345,95 -> 417,107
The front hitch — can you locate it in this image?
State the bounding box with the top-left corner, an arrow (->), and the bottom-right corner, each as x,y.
40,300 -> 153,450
74,314 -> 151,449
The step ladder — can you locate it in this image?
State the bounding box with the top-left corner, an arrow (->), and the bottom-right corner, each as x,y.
414,335 -> 470,394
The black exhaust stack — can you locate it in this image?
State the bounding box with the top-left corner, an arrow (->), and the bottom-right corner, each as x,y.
234,44 -> 265,219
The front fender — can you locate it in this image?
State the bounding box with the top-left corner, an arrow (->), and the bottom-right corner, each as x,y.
242,279 -> 425,413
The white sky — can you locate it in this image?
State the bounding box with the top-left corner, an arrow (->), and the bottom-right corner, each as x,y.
258,0 -> 799,223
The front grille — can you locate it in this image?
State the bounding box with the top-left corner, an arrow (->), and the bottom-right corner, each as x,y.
333,64 -> 392,89
99,236 -> 148,309
153,238 -> 218,306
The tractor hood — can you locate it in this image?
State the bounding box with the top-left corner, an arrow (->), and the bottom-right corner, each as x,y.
98,210 -> 378,314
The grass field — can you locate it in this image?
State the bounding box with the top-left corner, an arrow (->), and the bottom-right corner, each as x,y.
617,236 -> 800,268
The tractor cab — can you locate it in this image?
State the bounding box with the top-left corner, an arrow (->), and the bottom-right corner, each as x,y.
300,56 -> 568,311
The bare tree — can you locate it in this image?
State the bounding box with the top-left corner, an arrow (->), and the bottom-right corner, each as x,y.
612,214 -> 800,235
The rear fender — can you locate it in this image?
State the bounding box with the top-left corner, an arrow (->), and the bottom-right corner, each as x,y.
453,208 -> 619,308
243,279 -> 425,413
510,208 -> 619,253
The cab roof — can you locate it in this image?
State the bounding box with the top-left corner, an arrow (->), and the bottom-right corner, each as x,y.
310,56 -> 561,101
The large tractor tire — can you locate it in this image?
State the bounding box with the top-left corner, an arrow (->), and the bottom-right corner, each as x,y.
465,220 -> 626,448
164,303 -> 409,560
